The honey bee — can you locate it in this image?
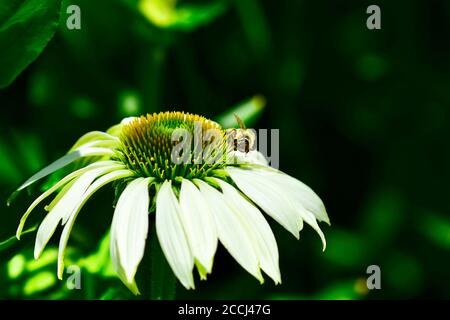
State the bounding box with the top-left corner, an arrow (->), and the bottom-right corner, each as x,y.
226,114 -> 257,153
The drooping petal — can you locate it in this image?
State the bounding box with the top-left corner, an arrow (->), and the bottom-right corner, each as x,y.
8,147 -> 116,205
264,171 -> 328,250
195,179 -> 263,283
109,177 -> 151,295
213,178 -> 281,284
34,164 -> 122,259
268,170 -> 330,225
226,166 -> 328,250
225,167 -> 302,238
58,169 -> 134,279
179,179 -> 217,278
156,180 -> 195,289
16,160 -> 123,239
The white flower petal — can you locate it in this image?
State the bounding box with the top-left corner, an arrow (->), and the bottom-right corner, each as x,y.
263,171 -> 327,250
34,165 -> 121,259
16,160 -> 123,239
69,131 -> 119,152
58,169 -> 133,279
226,166 -> 328,250
269,171 -> 330,225
109,177 -> 151,294
225,167 -> 302,238
195,179 -> 263,283
179,179 -> 217,278
213,179 -> 281,284
156,180 -> 195,290
9,147 -> 116,204
71,139 -> 119,151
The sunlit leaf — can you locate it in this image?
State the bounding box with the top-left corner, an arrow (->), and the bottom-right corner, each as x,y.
7,254 -> 26,279
23,271 -> 56,295
0,0 -> 62,88
216,95 -> 266,128
138,0 -> 227,31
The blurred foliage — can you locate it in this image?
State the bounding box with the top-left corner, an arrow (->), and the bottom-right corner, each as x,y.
0,0 -> 449,300
216,94 -> 266,128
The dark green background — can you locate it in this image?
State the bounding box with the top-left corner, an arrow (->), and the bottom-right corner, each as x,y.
0,0 -> 449,299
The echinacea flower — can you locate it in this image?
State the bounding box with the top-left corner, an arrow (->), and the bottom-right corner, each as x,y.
9,111 -> 329,294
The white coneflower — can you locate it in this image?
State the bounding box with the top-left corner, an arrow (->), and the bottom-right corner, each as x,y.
9,111 -> 329,294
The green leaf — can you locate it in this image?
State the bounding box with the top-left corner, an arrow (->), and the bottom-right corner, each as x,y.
0,0 -> 62,88
0,225 -> 37,252
216,95 -> 266,128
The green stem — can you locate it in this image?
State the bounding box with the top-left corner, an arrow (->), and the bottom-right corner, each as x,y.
148,224 -> 177,300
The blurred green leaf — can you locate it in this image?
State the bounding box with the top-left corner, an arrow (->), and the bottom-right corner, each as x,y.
0,0 -> 62,88
78,231 -> 115,277
420,213 -> 450,249
216,95 -> 266,128
13,131 -> 45,173
70,97 -> 97,119
118,90 -> 142,117
100,287 -> 134,300
385,252 -> 424,297
138,0 -> 227,31
360,189 -> 405,248
25,248 -> 58,272
234,0 -> 270,58
0,138 -> 22,184
355,53 -> 388,81
323,229 -> 369,268
7,253 -> 26,279
267,279 -> 368,300
315,280 -> 365,300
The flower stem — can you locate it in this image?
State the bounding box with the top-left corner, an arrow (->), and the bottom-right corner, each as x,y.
148,224 -> 177,300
